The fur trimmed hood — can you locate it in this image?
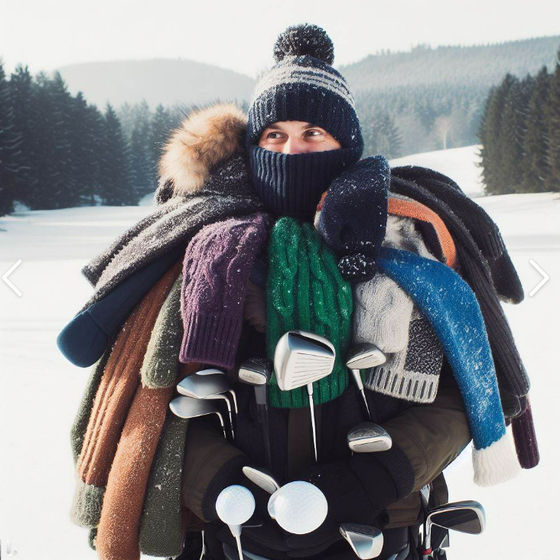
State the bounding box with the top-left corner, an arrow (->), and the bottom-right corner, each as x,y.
156,102 -> 248,203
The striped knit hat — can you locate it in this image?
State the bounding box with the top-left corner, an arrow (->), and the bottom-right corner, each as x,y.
246,23 -> 363,152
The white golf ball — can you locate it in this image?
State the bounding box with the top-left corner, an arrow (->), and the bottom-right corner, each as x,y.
267,481 -> 328,535
216,485 -> 256,526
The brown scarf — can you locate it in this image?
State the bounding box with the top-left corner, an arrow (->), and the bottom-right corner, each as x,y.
71,260 -> 183,529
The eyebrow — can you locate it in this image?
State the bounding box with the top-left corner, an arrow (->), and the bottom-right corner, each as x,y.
266,122 -> 318,131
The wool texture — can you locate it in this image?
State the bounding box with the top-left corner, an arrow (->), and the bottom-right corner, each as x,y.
58,247 -> 184,368
266,217 -> 353,408
315,155 -> 390,283
138,413 -> 190,557
141,272 -> 184,388
391,165 -> 523,304
366,308 -> 444,404
389,173 -> 529,415
387,193 -> 457,268
511,397 -> 540,469
377,247 -> 521,485
248,144 -> 362,219
246,24 -> 363,152
179,213 -> 270,369
71,260 -> 182,528
95,377 -> 176,559
79,157 -> 269,314
70,347 -> 112,464
352,272 -> 413,354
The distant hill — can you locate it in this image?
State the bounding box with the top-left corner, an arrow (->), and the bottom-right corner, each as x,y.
340,35 -> 560,91
55,36 -> 559,111
57,58 -> 255,109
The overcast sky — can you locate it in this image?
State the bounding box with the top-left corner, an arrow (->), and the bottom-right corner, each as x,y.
1,0 -> 559,78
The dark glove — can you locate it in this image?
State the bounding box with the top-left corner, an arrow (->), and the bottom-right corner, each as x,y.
284,456 -> 398,555
316,155 -> 390,283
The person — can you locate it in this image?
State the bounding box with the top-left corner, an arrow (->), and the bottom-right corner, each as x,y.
177,23 -> 473,560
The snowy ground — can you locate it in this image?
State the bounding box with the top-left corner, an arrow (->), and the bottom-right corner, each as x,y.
1,145 -> 558,559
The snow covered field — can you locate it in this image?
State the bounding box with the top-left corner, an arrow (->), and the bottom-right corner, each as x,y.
1,145 -> 558,559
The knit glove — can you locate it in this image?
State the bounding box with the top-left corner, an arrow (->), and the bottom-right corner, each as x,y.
315,155 -> 390,283
237,457 -> 397,558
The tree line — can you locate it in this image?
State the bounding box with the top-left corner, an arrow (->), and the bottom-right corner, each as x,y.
0,62 -> 185,216
478,47 -> 560,194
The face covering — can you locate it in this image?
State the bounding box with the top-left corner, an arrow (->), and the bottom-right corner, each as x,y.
248,144 -> 362,220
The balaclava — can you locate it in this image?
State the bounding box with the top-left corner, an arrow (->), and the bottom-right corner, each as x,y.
246,23 -> 364,219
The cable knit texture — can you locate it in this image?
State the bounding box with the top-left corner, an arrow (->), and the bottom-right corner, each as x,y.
179,214 -> 270,369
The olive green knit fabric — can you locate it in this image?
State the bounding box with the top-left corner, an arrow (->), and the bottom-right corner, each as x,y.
266,217 -> 353,408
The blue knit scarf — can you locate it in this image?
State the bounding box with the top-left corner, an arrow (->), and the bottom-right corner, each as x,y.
377,247 -> 521,487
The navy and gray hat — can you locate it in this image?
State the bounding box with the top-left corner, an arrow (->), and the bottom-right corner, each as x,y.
246,23 -> 364,152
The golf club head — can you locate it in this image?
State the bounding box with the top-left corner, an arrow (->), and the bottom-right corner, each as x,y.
346,343 -> 387,370
347,422 -> 393,453
238,358 -> 272,386
427,500 -> 486,535
242,466 -> 280,495
340,524 -> 384,559
196,367 -> 226,376
169,395 -> 227,438
274,330 -> 336,391
177,374 -> 233,399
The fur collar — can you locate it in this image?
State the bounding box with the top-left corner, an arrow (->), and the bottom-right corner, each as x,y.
157,102 -> 247,202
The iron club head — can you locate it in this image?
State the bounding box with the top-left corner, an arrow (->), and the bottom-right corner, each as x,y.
347,422 -> 393,453
346,343 -> 386,370
340,523 -> 384,559
242,465 -> 280,495
169,395 -> 228,439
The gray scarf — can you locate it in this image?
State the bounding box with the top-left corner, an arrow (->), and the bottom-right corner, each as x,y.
78,155 -> 269,314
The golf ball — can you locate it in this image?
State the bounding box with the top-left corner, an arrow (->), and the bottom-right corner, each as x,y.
267,481 -> 328,534
216,485 -> 256,526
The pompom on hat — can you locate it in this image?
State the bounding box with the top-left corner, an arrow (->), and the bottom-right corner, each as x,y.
246,23 -> 364,153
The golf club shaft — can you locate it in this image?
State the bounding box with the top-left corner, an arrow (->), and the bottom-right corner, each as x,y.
257,404 -> 273,471
351,369 -> 373,422
307,383 -> 318,462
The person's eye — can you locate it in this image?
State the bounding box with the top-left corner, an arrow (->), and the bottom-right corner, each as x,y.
266,131 -> 284,140
305,129 -> 324,139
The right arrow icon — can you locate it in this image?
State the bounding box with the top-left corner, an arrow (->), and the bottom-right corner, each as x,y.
529,259 -> 550,297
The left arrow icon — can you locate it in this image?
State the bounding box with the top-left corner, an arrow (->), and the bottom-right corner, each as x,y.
2,259 -> 23,296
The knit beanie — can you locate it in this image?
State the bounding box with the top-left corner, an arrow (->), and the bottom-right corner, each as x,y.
265,217 -> 354,408
246,23 -> 364,219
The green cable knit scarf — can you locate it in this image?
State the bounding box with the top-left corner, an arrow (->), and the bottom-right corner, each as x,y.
266,217 -> 353,408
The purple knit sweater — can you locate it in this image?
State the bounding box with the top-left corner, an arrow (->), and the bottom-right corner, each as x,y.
179,213 -> 269,369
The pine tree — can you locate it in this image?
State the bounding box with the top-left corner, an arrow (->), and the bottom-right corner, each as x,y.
128,115 -> 154,202
480,75 -> 517,194
546,47 -> 560,192
9,65 -> 37,207
522,67 -> 551,192
100,103 -> 133,205
0,60 -> 20,216
150,104 -> 175,184
501,75 -> 531,194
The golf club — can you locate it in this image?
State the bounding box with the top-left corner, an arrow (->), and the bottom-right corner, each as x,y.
346,343 -> 386,422
421,500 -> 486,560
419,484 -> 431,554
340,523 -> 384,559
216,485 -> 256,560
347,422 -> 392,454
238,358 -> 273,471
169,395 -> 228,439
195,368 -> 239,418
177,374 -> 236,440
242,465 -> 281,495
274,330 -> 336,462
